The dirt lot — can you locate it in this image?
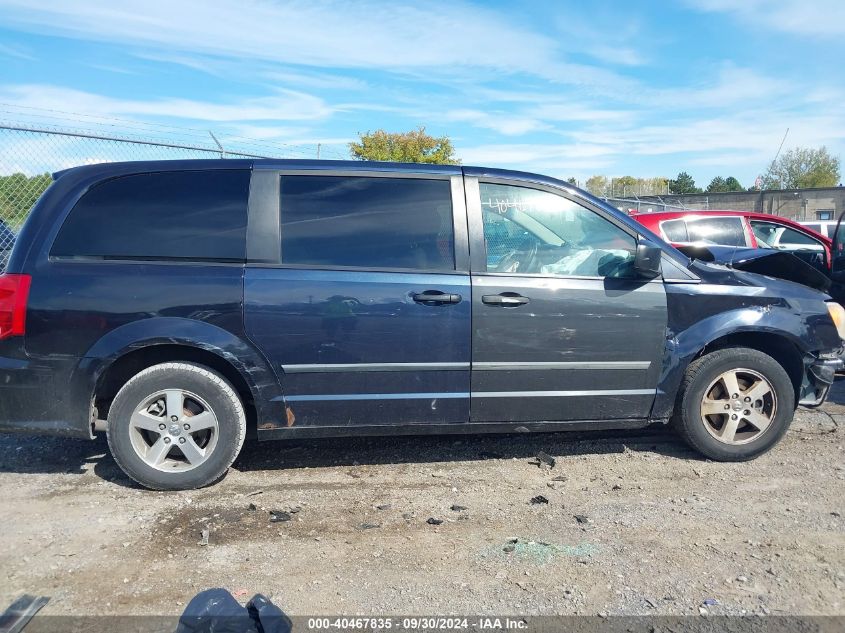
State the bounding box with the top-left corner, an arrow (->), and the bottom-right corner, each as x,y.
1,381 -> 844,619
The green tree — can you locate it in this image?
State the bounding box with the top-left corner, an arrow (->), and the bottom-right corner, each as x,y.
635,177 -> 670,195
566,177 -> 577,185
762,146 -> 840,189
0,172 -> 51,229
615,175 -> 637,197
707,175 -> 744,192
585,175 -> 608,196
349,127 -> 459,164
706,176 -> 727,192
669,171 -> 700,194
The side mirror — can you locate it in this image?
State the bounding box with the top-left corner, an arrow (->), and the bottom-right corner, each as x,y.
634,238 -> 662,279
831,215 -> 845,282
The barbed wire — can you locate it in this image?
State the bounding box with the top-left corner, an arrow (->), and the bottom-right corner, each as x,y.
0,104 -> 350,159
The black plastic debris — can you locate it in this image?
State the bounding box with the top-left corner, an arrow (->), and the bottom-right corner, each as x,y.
530,495 -> 549,505
450,505 -> 467,512
479,450 -> 504,460
0,594 -> 50,633
375,504 -> 392,511
269,511 -> 292,523
426,517 -> 444,525
574,514 -> 590,524
535,451 -> 556,468
359,523 -> 380,530
175,588 -> 291,633
247,503 -> 257,512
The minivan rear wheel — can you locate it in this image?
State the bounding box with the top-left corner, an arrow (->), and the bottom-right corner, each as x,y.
106,362 -> 246,490
674,347 -> 795,461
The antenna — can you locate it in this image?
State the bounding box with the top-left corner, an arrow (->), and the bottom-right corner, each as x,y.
767,127 -> 790,188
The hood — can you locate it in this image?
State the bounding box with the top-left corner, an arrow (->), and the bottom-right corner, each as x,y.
676,244 -> 831,293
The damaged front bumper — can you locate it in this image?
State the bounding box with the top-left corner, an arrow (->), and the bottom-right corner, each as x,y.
798,354 -> 843,407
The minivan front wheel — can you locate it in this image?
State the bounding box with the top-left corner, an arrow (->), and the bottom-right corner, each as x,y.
107,362 -> 246,490
674,347 -> 795,461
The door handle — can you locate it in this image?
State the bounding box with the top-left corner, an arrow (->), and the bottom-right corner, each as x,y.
413,290 -> 462,305
482,293 -> 530,306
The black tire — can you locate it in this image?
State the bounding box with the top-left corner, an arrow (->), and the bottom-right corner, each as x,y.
673,347 -> 795,461
106,362 -> 246,490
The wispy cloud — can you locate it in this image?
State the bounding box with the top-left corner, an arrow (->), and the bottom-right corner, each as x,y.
0,0 -> 629,90
264,70 -> 368,92
0,0 -> 842,185
0,42 -> 35,61
445,110 -> 549,136
0,84 -> 335,122
686,0 -> 845,37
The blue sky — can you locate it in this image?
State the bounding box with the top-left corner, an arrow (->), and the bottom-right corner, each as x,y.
0,0 -> 843,187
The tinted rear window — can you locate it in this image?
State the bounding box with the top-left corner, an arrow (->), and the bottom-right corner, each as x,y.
280,175 -> 455,270
661,219 -> 688,242
51,170 -> 250,261
685,216 -> 746,247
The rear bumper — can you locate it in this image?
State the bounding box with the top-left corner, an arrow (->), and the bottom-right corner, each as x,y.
0,354 -> 92,438
798,355 -> 843,407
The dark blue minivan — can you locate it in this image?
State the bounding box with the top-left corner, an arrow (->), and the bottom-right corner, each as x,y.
0,159 -> 842,489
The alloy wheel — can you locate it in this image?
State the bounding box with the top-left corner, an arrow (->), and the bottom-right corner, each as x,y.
128,389 -> 220,472
699,368 -> 777,445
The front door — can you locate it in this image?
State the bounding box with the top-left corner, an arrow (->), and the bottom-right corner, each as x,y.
465,176 -> 667,423
244,169 -> 471,428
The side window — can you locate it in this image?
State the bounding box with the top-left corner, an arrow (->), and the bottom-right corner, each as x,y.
660,219 -> 688,242
751,221 -> 824,250
280,176 -> 454,271
749,221 -> 779,248
685,216 -> 746,247
51,170 -> 250,261
479,182 -> 636,278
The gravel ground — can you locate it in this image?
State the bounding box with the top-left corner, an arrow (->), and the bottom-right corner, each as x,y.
1,381 -> 844,618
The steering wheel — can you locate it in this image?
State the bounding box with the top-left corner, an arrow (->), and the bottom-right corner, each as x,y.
494,237 -> 540,273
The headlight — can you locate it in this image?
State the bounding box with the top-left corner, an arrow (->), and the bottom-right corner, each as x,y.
826,302 -> 845,340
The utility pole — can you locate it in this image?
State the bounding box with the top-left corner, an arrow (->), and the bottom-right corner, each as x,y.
317,143 -> 321,159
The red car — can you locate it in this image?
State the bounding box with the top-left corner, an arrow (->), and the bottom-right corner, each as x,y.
631,210 -> 832,272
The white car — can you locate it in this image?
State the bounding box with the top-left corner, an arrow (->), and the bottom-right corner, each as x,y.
800,220 -> 838,239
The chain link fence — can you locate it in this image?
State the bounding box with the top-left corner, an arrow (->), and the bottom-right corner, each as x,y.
602,196 -> 690,214
0,122 -> 349,269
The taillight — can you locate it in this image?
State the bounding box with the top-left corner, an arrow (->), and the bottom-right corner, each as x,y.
0,274 -> 31,340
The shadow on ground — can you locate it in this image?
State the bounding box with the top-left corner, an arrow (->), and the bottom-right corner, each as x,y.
12,376 -> 845,488
0,424 -> 696,489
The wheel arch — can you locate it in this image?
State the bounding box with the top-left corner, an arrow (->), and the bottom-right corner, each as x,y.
94,344 -> 256,423
653,317 -> 809,420
75,317 -> 286,434
692,331 -> 804,403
